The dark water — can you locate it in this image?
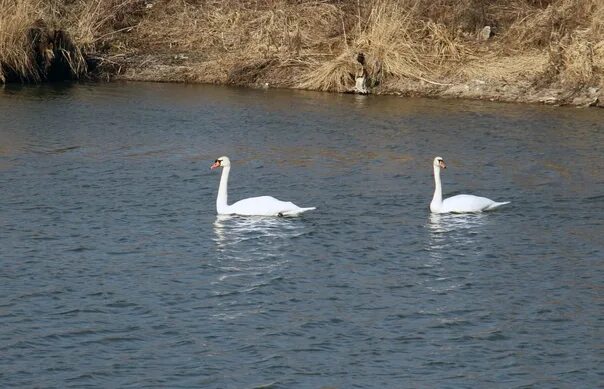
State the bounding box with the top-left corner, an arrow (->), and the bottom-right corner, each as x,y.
1,82 -> 602,388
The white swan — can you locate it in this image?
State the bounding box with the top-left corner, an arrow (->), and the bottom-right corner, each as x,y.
430,156 -> 509,213
210,156 -> 316,216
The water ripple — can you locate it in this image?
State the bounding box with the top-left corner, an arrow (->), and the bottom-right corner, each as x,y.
0,83 -> 602,388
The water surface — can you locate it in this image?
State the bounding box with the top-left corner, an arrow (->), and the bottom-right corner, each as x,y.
1,82 -> 602,388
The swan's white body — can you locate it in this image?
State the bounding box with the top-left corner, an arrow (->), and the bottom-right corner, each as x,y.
212,156 -> 315,217
219,195 -> 315,217
430,156 -> 509,214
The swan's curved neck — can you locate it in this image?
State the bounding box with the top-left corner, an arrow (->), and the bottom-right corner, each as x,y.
217,166 -> 230,213
431,166 -> 443,210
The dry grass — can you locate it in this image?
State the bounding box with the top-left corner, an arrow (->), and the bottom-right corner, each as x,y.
295,0 -> 603,91
298,0 -> 476,90
2,0 -> 603,96
501,0 -> 604,88
0,0 -> 44,82
298,51 -> 356,92
65,0 -> 142,49
0,0 -> 142,82
132,0 -> 343,84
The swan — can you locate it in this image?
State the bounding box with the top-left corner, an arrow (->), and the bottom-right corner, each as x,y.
210,156 -> 316,216
430,156 -> 510,213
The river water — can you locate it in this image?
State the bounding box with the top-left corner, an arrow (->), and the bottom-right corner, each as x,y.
0,82 -> 602,388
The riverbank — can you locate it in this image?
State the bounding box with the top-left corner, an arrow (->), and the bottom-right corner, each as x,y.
2,0 -> 603,107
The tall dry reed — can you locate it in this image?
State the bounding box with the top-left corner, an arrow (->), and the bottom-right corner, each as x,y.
295,0 -> 604,91
0,0 -> 142,82
0,0 -> 44,82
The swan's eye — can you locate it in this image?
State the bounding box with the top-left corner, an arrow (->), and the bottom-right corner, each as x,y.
215,159 -> 221,164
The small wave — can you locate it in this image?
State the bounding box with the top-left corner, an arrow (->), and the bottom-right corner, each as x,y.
65,246 -> 93,253
22,144 -> 82,155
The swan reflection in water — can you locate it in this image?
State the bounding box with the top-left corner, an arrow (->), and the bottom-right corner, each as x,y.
428,212 -> 488,235
423,213 -> 490,295
427,212 -> 489,261
213,214 -> 307,250
210,216 -> 309,309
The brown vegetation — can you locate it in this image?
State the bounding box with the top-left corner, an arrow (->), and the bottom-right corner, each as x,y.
1,0 -> 603,105
0,0 -> 143,82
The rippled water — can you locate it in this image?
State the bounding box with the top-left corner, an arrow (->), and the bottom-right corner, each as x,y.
1,82 -> 602,388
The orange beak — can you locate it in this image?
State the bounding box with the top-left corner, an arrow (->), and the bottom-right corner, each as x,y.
439,160 -> 447,169
210,161 -> 221,170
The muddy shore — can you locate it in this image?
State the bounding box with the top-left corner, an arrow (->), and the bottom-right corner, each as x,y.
112,53 -> 603,108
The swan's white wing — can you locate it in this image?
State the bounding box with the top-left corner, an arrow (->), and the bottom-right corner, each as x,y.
226,196 -> 313,216
441,194 -> 498,213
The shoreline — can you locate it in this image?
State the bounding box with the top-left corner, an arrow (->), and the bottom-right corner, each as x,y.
4,54 -> 602,108
112,55 -> 602,108
2,1 -> 603,108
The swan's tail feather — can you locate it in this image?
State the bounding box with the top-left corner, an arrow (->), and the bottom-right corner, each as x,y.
486,201 -> 510,210
280,207 -> 316,216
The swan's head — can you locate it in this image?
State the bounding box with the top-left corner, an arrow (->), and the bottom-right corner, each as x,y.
211,156 -> 230,170
433,156 -> 446,169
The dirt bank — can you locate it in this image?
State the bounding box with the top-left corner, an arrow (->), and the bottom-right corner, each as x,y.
115,52 -> 602,107
2,0 -> 603,107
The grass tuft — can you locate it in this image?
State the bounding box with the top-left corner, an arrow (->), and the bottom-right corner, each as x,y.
0,0 -> 44,82
0,0 -> 142,82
